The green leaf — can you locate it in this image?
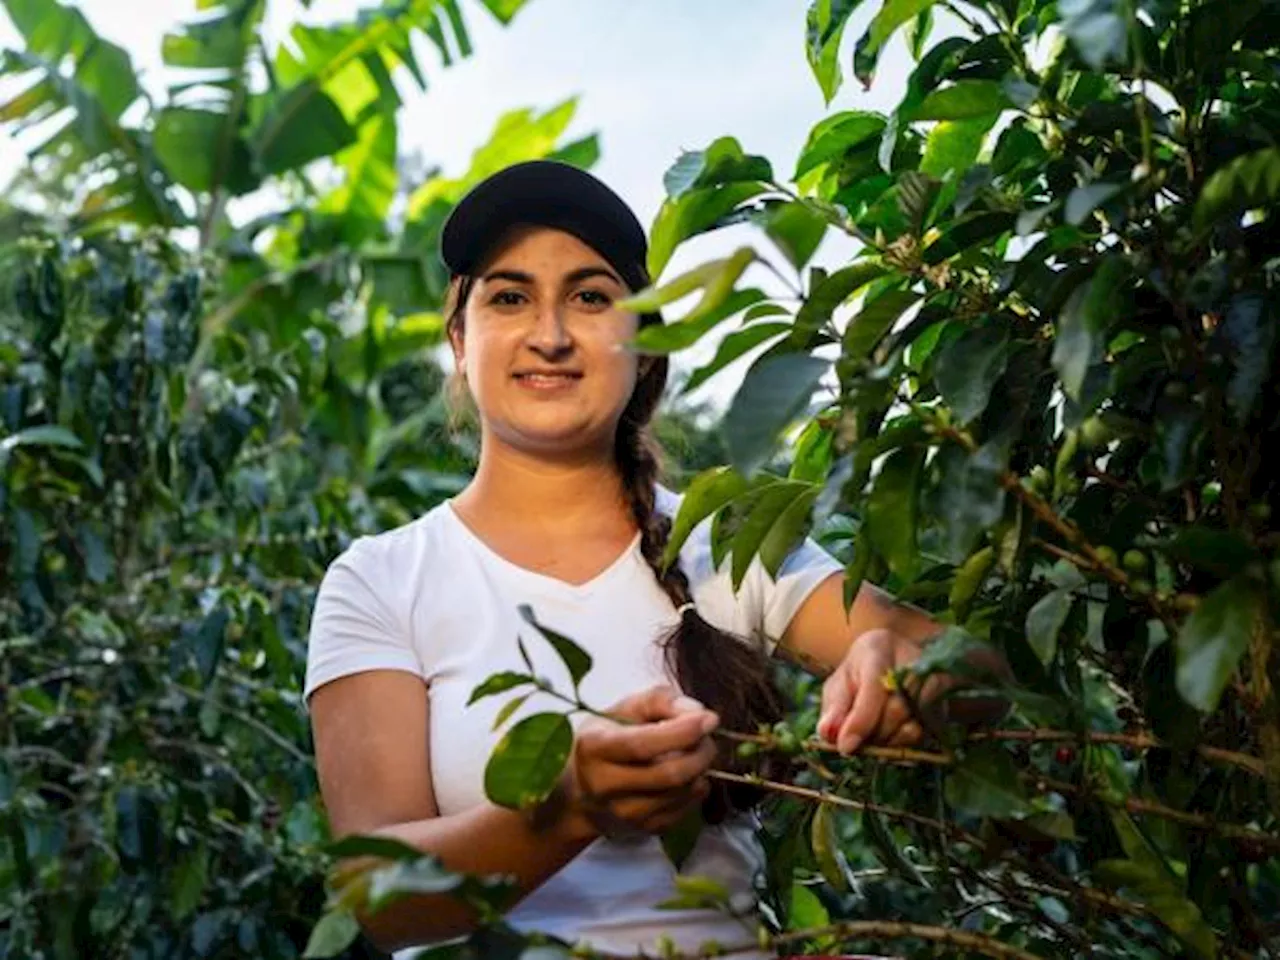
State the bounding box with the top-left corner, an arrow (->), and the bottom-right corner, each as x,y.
479,0 -> 529,23
896,171 -> 939,235
758,485 -> 821,579
1026,588 -> 1074,666
663,137 -> 772,199
660,806 -> 704,870
844,288 -> 920,362
764,202 -> 828,271
253,82 -> 356,175
922,211 -> 1016,264
484,713 -> 574,810
303,910 -> 361,958
1175,578 -> 1263,713
789,419 -> 835,484
154,107 -> 256,195
805,0 -> 865,103
1155,527 -> 1259,579
944,744 -> 1033,818
1195,147 -> 1280,231
863,803 -> 931,887
518,606 -> 592,689
1065,180 -> 1127,226
682,322 -> 790,395
794,111 -> 886,180
810,803 -> 849,892
194,607 -> 229,687
325,834 -> 427,861
172,842 -> 209,920
467,671 -> 534,706
920,114 -> 998,178
0,424 -> 82,474
1094,857 -> 1219,959
794,261 -> 888,344
934,324 -> 1008,424
867,447 -> 924,579
664,466 -> 750,569
949,546 -> 995,622
1220,292 -> 1276,421
730,480 -> 816,590
910,80 -> 1013,121
648,183 -> 766,279
633,288 -> 766,355
857,0 -> 939,84
787,882 -> 830,931
1052,256 -> 1131,400
1060,0 -> 1129,69
724,353 -> 830,473
931,442 -> 1007,563
366,857 -> 463,912
492,693 -> 530,731
320,111 -> 399,242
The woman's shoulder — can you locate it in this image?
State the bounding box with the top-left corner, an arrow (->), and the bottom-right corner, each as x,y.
325,502 -> 455,582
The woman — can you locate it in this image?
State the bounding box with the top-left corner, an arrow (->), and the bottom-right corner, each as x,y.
305,161 -> 997,959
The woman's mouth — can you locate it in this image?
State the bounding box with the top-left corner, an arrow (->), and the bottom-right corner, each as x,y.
513,371 -> 583,390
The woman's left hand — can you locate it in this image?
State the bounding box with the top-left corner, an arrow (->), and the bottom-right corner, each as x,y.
816,627 -> 939,754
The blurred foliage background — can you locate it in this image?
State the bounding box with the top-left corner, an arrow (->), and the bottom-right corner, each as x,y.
0,1 -> 721,956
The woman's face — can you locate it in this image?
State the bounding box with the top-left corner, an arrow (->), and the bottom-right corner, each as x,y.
449,226 -> 643,458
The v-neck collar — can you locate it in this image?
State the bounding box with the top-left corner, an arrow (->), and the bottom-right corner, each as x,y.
443,500 -> 642,598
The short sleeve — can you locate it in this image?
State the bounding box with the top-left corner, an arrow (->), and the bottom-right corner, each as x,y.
303,539 -> 425,706
743,537 -> 842,642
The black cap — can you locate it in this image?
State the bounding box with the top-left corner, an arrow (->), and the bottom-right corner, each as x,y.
440,160 -> 651,292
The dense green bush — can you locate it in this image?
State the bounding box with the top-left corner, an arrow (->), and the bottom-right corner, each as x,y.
315,2 -> 1280,959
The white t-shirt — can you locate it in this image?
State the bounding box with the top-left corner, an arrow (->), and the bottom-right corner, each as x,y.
304,487 -> 840,959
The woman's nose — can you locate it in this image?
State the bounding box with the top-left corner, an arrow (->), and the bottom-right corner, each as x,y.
527,304 -> 573,360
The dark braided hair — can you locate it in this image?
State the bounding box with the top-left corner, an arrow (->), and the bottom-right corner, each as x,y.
447,256 -> 787,823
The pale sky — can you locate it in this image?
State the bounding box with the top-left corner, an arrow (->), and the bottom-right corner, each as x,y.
0,0 -> 918,404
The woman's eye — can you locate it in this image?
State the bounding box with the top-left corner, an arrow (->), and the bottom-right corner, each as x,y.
490,290 -> 526,307
575,289 -> 613,308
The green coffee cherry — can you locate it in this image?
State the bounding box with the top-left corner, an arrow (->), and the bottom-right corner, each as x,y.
1029,465 -> 1051,494
736,741 -> 759,759
1130,578 -> 1153,596
1122,550 -> 1150,574
1079,416 -> 1115,450
1095,545 -> 1118,567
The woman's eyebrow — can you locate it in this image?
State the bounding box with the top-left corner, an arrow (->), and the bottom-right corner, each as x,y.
564,266 -> 624,287
480,269 -> 534,284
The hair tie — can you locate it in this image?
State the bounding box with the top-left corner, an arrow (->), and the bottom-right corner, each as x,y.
676,602 -> 696,618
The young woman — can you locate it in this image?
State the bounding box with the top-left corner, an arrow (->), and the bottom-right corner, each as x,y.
305,161 -> 1000,959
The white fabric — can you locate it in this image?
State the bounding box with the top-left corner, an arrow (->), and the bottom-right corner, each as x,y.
305,487 -> 840,959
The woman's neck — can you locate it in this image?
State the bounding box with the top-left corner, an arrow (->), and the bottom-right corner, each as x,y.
455,438 -> 633,537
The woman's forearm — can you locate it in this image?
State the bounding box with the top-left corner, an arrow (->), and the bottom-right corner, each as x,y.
343,795 -> 598,952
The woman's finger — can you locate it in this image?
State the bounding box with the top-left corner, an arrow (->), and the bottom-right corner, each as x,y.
817,666 -> 856,743
594,734 -> 716,797
582,710 -> 717,765
886,720 -> 923,748
835,643 -> 896,753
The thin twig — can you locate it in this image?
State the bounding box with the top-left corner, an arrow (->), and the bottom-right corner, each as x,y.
669,918 -> 1048,960
1028,774 -> 1280,852
707,769 -> 980,845
969,728 -> 1267,778
169,680 -> 314,767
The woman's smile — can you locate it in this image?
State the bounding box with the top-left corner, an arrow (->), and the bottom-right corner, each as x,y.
512,368 -> 585,393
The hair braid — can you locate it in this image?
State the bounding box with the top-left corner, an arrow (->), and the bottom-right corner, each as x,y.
616,412 -> 787,824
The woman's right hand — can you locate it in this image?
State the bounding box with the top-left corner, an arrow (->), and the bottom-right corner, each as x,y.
561,685 -> 719,840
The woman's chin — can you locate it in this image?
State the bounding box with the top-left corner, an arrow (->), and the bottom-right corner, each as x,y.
497,417 -> 612,457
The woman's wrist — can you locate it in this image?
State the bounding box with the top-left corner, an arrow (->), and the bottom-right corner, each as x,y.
527,778 -> 599,845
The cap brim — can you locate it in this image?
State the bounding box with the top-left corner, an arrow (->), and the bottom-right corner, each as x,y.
440,161 -> 649,289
